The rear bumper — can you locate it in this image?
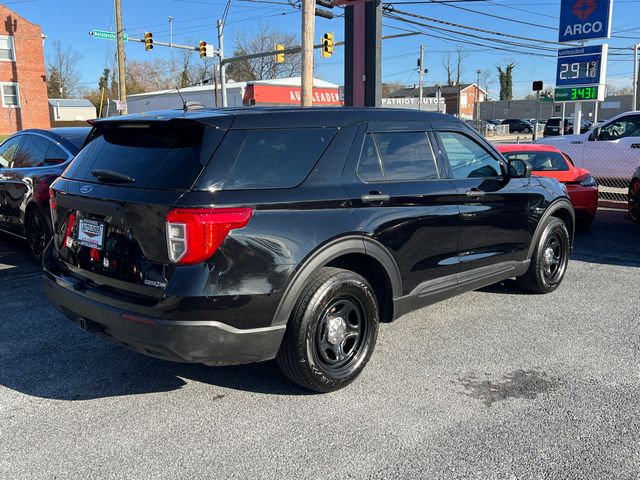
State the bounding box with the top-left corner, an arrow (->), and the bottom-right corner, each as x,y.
43,249 -> 286,367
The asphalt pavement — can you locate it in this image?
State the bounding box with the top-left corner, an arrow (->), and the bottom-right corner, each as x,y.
0,209 -> 638,479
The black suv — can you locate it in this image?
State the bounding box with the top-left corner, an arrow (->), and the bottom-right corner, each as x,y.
543,117 -> 592,137
44,108 -> 574,392
501,119 -> 533,134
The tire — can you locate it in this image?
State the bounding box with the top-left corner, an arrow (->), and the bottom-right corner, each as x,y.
276,267 -> 379,393
628,179 -> 640,224
523,127 -> 531,134
25,207 -> 52,266
517,217 -> 570,294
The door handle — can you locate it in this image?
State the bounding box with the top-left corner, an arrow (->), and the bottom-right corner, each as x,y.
466,188 -> 486,198
361,191 -> 390,204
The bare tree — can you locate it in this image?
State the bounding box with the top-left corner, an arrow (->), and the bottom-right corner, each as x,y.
442,53 -> 453,86
442,48 -> 468,86
605,84 -> 633,96
479,69 -> 493,100
46,41 -> 83,98
381,81 -> 405,97
455,48 -> 468,86
226,25 -> 301,81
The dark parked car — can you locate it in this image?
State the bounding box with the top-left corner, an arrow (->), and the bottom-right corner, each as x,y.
44,108 -> 574,392
543,117 -> 592,137
629,166 -> 640,223
0,127 -> 91,262
501,119 -> 534,134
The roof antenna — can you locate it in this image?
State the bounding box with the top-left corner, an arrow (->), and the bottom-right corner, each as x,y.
175,86 -> 187,111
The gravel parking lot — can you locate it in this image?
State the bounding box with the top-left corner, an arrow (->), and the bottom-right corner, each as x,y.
0,209 -> 638,480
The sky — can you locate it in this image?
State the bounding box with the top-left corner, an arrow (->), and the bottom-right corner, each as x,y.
4,0 -> 640,99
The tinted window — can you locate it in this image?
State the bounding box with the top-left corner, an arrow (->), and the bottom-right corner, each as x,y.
438,131 -> 502,179
357,132 -> 438,182
12,134 -> 49,168
63,122 -> 218,190
57,130 -> 90,150
44,143 -> 69,166
0,136 -> 21,168
502,151 -> 569,172
598,115 -> 640,141
224,128 -> 336,190
357,134 -> 384,182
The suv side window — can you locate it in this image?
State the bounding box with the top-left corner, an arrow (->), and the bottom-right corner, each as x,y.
437,131 -> 503,179
11,134 -> 49,168
597,115 -> 640,141
224,128 -> 337,190
0,135 -> 21,168
356,131 -> 438,182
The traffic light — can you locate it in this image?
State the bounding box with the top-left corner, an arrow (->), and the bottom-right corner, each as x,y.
144,32 -> 153,51
322,33 -> 334,58
199,41 -> 207,58
275,44 -> 285,64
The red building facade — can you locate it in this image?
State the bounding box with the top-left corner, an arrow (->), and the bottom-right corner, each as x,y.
0,3 -> 50,134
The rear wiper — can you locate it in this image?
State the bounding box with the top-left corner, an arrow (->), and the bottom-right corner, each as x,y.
91,169 -> 135,184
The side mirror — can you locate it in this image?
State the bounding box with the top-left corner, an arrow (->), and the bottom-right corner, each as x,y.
508,158 -> 532,178
589,127 -> 601,141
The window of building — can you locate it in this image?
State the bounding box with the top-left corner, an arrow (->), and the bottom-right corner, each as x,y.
1,83 -> 19,107
0,35 -> 15,61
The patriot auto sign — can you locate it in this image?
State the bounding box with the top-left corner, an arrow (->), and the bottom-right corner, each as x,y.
559,0 -> 613,43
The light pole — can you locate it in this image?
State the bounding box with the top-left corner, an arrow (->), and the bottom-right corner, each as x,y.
633,43 -> 640,111
476,69 -> 481,129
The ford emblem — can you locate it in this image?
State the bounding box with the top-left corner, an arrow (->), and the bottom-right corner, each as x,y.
80,185 -> 93,194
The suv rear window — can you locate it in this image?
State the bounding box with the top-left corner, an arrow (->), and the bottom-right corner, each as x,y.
63,121 -> 221,190
223,128 -> 337,190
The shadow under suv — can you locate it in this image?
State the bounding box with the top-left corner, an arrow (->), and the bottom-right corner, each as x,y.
44,107 -> 575,392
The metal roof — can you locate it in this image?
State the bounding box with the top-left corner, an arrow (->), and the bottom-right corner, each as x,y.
48,98 -> 96,108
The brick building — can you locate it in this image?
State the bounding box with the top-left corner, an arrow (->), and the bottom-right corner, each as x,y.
0,3 -> 49,135
389,83 -> 487,120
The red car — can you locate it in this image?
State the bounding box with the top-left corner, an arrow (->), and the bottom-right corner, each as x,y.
496,143 -> 598,225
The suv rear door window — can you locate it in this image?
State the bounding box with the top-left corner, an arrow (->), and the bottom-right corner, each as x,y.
63,121 -> 218,190
357,131 -> 438,182
223,128 -> 337,190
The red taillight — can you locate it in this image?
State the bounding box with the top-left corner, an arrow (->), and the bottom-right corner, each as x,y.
165,207 -> 253,265
49,187 -> 56,211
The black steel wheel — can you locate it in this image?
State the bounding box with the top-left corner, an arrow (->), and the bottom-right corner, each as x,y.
26,207 -> 52,266
277,267 -> 379,392
517,217 -> 570,294
628,179 -> 640,224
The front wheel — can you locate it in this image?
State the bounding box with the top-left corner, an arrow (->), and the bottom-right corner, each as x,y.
628,179 -> 640,224
523,127 -> 531,134
276,267 -> 379,393
517,217 -> 570,294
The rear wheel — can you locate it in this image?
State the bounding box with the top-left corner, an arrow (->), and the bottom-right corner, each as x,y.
517,217 -> 570,294
276,267 -> 379,393
628,179 -> 640,224
25,207 -> 52,266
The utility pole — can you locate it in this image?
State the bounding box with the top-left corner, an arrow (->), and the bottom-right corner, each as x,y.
114,0 -> 127,115
217,19 -> 227,107
633,43 -> 639,111
417,45 -> 424,110
301,0 -> 315,106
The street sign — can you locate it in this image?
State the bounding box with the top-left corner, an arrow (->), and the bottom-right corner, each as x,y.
205,44 -> 215,58
558,0 -> 613,43
91,30 -> 129,42
115,100 -> 127,112
556,44 -> 607,87
554,85 -> 603,102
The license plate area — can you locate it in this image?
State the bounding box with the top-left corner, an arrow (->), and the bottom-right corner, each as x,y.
77,218 -> 105,250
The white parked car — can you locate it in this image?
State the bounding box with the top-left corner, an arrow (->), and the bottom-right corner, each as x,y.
537,111 -> 640,182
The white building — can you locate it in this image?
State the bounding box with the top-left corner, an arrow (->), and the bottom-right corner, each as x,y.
123,77 -> 342,115
48,98 -> 97,122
